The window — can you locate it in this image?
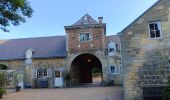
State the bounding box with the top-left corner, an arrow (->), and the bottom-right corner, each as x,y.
108,42 -> 116,56
8,72 -> 14,80
110,66 -> 116,74
109,48 -> 114,52
37,69 -> 47,78
80,33 -> 92,42
110,66 -> 121,74
55,70 -> 61,78
148,21 -> 162,38
32,69 -> 37,78
83,16 -> 88,24
38,69 -> 43,78
44,69 -> 47,77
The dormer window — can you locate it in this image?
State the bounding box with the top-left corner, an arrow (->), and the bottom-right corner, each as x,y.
84,16 -> 88,24
26,49 -> 33,59
108,41 -> 116,56
80,33 -> 92,42
148,21 -> 162,38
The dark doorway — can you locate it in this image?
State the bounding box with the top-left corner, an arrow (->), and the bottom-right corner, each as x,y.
143,87 -> 164,100
71,53 -> 102,86
144,97 -> 162,100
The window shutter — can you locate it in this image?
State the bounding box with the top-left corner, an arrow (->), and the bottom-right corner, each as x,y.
90,33 -> 93,41
116,66 -> 121,74
47,69 -> 53,77
32,69 -> 37,78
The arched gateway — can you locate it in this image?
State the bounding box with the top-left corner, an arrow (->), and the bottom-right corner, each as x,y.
71,53 -> 102,85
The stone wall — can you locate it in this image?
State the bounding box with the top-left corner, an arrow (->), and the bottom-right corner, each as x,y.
0,58 -> 65,88
121,0 -> 170,99
107,53 -> 122,85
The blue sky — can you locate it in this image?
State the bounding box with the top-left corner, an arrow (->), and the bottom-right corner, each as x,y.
0,0 -> 158,39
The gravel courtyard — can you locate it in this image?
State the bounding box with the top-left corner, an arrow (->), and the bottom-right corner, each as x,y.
3,86 -> 123,100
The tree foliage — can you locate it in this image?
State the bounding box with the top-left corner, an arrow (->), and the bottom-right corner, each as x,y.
0,0 -> 33,32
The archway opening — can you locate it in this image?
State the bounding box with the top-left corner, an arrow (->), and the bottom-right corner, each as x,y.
71,53 -> 102,86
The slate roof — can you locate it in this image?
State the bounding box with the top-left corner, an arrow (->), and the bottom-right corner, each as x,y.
0,35 -> 119,60
72,14 -> 99,26
0,36 -> 66,60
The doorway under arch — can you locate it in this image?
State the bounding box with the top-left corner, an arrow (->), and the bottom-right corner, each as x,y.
71,53 -> 102,86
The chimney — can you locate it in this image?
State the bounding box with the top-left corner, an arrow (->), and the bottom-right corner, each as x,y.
98,17 -> 103,24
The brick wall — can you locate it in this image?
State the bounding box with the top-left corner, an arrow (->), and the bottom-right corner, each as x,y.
65,25 -> 106,53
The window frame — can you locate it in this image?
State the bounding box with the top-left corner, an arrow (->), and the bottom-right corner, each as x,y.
110,66 -> 116,74
37,69 -> 48,78
148,21 -> 162,39
110,66 -> 121,74
80,32 -> 92,42
108,41 -> 117,56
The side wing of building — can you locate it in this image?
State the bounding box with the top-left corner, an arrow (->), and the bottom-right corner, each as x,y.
120,0 -> 170,99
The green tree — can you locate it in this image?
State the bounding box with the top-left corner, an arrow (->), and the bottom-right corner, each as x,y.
0,0 -> 33,32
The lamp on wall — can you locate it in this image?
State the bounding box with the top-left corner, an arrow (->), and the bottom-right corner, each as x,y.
88,59 -> 91,63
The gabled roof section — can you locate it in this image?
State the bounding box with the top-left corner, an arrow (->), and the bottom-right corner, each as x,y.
72,14 -> 99,26
120,0 -> 160,34
0,36 -> 66,60
106,35 -> 120,50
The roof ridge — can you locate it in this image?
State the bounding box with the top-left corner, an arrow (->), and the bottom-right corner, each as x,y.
120,0 -> 160,34
72,14 -> 98,26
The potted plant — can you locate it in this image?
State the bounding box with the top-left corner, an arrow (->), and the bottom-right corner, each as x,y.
163,84 -> 170,100
13,72 -> 21,92
0,88 -> 6,99
64,71 -> 71,87
0,72 -> 7,99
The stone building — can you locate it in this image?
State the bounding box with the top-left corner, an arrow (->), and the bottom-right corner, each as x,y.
0,14 -> 122,88
120,0 -> 170,100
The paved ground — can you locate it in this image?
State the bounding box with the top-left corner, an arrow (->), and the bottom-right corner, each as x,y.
3,86 -> 123,100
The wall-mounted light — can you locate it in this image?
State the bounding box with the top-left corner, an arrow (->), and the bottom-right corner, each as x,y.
88,59 -> 91,62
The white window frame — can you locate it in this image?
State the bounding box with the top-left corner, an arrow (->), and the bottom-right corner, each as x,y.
110,66 -> 121,74
32,69 -> 37,78
37,69 -> 48,78
148,21 -> 162,39
110,66 -> 116,74
43,69 -> 48,77
80,33 -> 92,42
47,69 -> 52,77
116,66 -> 121,74
108,41 -> 116,56
8,72 -> 14,80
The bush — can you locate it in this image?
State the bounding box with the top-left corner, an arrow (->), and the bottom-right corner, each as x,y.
0,72 -> 7,88
0,72 -> 7,98
0,88 -> 6,95
163,84 -> 170,100
92,67 -> 101,76
64,71 -> 71,87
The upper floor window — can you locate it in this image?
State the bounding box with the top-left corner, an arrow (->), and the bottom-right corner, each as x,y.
148,21 -> 162,38
80,33 -> 92,42
108,41 -> 116,56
